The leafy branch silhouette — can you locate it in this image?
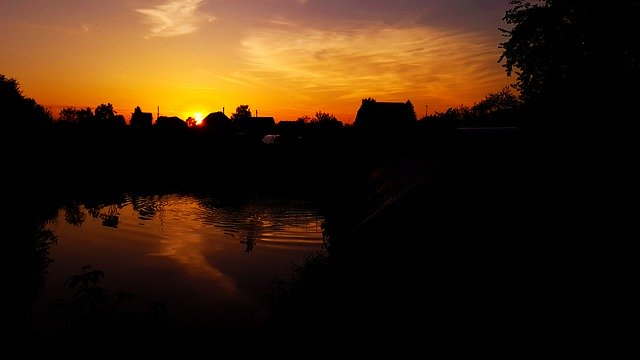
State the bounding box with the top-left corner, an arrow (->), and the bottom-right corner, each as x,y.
47,264 -> 174,343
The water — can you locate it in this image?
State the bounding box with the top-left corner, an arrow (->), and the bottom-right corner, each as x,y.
30,193 -> 326,336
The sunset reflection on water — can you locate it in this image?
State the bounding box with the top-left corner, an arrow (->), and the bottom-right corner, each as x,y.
37,193 -> 325,333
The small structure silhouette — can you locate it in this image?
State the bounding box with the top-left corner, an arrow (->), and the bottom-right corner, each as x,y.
130,106 -> 153,128
354,99 -> 417,130
155,116 -> 187,129
202,111 -> 232,133
234,116 -> 275,134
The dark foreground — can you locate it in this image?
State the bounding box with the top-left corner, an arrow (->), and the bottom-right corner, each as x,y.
7,125 -> 627,355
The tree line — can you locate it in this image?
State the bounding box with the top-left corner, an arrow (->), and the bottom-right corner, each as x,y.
2,73 -> 505,135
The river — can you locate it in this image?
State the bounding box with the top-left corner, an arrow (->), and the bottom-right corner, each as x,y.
26,192 -> 326,339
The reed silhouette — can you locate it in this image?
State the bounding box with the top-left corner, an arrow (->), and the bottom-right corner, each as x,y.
30,265 -> 181,353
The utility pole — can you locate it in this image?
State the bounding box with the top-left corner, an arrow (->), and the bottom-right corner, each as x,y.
255,110 -> 258,117
425,105 -> 428,117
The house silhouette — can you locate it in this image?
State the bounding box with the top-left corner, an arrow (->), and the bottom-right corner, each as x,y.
234,116 -> 276,135
354,99 -> 417,129
202,111 -> 231,133
156,116 -> 187,129
130,106 -> 153,128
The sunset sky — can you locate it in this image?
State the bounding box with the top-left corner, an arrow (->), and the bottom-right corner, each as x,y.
0,0 -> 513,123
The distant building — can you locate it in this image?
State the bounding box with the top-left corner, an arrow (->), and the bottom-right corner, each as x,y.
276,119 -> 306,134
253,117 -> 276,134
130,106 -> 153,128
233,116 -> 276,135
202,111 -> 232,133
155,116 -> 187,130
354,99 -> 417,129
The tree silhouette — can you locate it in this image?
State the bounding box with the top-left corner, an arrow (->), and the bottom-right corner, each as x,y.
499,0 -> 640,115
0,74 -> 21,103
1,73 -> 53,128
310,111 -> 343,129
420,87 -> 522,129
59,107 -> 79,123
231,104 -> 252,120
76,107 -> 94,127
296,115 -> 311,124
472,86 -> 522,114
185,117 -> 197,127
405,100 -> 417,122
94,103 -> 116,125
57,106 -> 95,128
423,105 -> 472,126
312,111 -> 338,123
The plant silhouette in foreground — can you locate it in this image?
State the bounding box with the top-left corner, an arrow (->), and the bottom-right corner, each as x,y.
46,265 -> 173,344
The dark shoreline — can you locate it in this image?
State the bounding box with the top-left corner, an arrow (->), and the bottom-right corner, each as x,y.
10,123 -> 615,353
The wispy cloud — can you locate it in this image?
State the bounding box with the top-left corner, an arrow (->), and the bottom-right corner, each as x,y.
136,0 -> 214,38
240,22 -> 509,110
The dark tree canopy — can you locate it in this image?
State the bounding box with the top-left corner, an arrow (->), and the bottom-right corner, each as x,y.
1,74 -> 53,128
472,86 -> 522,114
309,111 -> 343,129
231,105 -> 252,120
405,100 -> 417,122
76,107 -> 94,126
185,117 -> 197,128
94,103 -> 116,123
312,111 -> 338,124
296,115 -> 311,123
59,106 -> 80,123
58,106 -> 95,127
420,87 -> 523,129
499,0 -> 640,114
87,103 -> 126,128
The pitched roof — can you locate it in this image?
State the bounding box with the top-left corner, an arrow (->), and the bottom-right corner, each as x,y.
354,101 -> 416,128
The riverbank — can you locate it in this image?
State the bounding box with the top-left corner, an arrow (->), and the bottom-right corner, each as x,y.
251,125 -> 627,355
8,124 -> 620,354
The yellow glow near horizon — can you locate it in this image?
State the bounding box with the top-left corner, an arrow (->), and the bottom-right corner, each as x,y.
0,2 -> 512,123
194,112 -> 204,124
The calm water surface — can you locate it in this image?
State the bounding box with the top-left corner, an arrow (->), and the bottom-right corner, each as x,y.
32,193 -> 326,334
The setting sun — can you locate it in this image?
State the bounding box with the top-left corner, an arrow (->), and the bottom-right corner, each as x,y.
194,112 -> 204,125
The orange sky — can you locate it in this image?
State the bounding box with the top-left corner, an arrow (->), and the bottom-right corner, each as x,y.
0,0 -> 513,123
